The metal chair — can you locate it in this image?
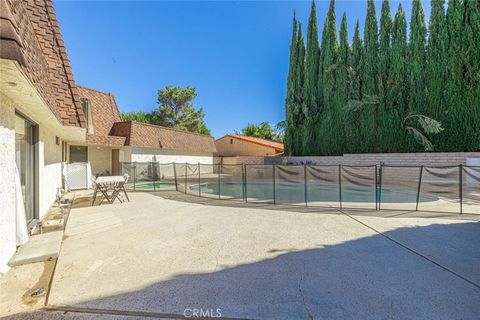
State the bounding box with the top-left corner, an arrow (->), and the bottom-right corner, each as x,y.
91,176 -> 99,205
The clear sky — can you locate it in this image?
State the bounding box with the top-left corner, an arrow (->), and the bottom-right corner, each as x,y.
55,0 -> 430,138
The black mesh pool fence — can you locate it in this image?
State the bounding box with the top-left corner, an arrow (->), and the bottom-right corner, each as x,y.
119,162 -> 480,214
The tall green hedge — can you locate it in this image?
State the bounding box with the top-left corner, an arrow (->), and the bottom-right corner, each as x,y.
284,0 -> 479,155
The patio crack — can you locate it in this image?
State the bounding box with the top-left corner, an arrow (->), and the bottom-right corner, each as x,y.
336,208 -> 480,290
298,263 -> 315,320
212,233 -> 230,273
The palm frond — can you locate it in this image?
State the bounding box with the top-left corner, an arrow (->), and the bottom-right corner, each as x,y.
406,126 -> 434,151
344,95 -> 382,112
404,114 -> 443,134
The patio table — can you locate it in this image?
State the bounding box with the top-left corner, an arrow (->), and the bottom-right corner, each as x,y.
92,175 -> 129,205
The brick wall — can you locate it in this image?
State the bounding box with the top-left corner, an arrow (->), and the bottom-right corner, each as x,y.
215,153 -> 480,167
268,152 -> 480,166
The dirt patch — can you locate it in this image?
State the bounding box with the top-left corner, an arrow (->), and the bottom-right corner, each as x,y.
21,260 -> 56,308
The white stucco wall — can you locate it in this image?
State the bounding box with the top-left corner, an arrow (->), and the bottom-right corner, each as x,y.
0,93 -> 19,271
38,126 -> 62,218
88,146 -> 112,176
0,92 -> 72,269
129,147 -> 213,164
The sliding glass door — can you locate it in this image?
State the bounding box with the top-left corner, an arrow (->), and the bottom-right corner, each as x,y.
15,114 -> 36,225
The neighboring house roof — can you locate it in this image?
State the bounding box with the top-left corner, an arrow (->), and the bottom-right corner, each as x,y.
0,0 -> 86,127
77,86 -> 126,146
218,134 -> 284,152
111,121 -> 217,153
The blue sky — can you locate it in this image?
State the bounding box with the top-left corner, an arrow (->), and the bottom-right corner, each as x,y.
55,0 -> 430,138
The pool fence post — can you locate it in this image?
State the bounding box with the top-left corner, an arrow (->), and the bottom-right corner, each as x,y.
304,164 -> 307,207
173,163 -> 178,191
133,162 -> 136,192
272,165 -> 276,205
152,162 -> 156,192
338,164 -> 342,209
459,164 -> 463,214
218,163 -> 221,200
416,165 -> 424,211
198,162 -> 201,197
158,162 -> 162,188
241,164 -> 245,202
375,165 -> 378,211
244,163 -> 248,203
378,164 -> 383,211
185,162 -> 187,194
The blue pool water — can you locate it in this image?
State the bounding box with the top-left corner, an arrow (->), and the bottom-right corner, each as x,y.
191,182 -> 435,204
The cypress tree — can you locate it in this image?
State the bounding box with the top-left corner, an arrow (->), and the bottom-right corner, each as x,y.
426,0 -> 446,133
338,13 -> 349,102
378,0 -> 392,99
283,0 -> 477,155
443,0 -> 464,150
293,24 -> 306,155
363,0 -> 378,95
336,13 -> 349,154
462,0 -> 480,150
360,0 -> 378,152
391,6 -> 408,118
350,21 -> 363,102
284,13 -> 298,156
318,0 -> 339,155
378,0 -> 392,151
408,0 -> 427,113
303,0 -> 320,155
407,0 -> 427,150
390,5 -> 408,151
348,20 -> 363,153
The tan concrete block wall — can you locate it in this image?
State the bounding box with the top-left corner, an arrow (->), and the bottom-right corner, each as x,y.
280,152 -> 480,166
216,153 -> 480,167
215,136 -> 277,157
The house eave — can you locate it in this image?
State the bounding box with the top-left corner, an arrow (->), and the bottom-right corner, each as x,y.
0,59 -> 86,142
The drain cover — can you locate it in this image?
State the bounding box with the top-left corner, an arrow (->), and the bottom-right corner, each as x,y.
31,288 -> 46,298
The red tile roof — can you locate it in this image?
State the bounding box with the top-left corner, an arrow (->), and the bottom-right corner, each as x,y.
0,0 -> 86,127
77,86 -> 126,146
111,121 -> 217,153
219,134 -> 284,152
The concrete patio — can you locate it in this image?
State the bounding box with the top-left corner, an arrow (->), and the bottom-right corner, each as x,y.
4,191 -> 480,319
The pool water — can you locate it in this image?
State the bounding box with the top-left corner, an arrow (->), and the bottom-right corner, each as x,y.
192,182 -> 435,204
133,181 -> 176,190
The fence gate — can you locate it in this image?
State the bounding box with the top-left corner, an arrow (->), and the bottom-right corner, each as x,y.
63,162 -> 91,190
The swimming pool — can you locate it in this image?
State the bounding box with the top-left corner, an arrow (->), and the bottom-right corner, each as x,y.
189,182 -> 435,204
132,181 -> 176,190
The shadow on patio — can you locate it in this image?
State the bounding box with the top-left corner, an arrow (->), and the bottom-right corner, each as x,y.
4,221 -> 480,319
151,190 -> 479,221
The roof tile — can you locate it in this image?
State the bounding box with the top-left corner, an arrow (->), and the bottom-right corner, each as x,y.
0,0 -> 86,128
220,134 -> 284,151
77,86 -> 126,146
112,121 -> 217,153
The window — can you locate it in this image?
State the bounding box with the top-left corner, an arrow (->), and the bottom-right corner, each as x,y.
69,145 -> 88,163
81,98 -> 89,125
230,138 -> 233,144
81,98 -> 94,133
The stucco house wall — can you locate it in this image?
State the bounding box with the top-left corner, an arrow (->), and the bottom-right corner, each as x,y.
0,93 -> 17,271
129,147 -> 214,164
88,146 -> 114,176
215,136 -> 277,157
38,125 -> 63,217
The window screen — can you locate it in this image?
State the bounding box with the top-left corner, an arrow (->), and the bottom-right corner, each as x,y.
70,145 -> 88,163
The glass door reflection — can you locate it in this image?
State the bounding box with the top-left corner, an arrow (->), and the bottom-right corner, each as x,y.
15,114 -> 35,225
